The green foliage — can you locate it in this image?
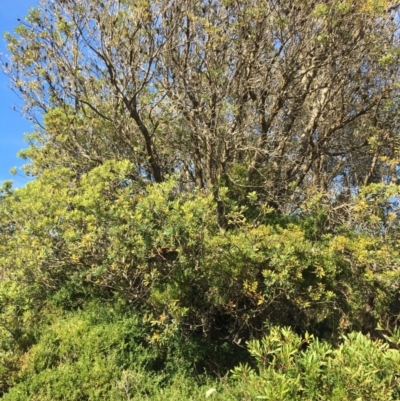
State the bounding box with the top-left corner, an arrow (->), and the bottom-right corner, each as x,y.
3,315 -> 400,400
1,302 -> 232,401
1,161 -> 399,349
231,326 -> 400,401
2,304 -> 154,400
0,162 -> 342,345
2,0 -> 400,397
1,158 -> 399,400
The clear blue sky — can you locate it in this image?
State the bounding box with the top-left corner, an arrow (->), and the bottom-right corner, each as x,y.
0,0 -> 39,188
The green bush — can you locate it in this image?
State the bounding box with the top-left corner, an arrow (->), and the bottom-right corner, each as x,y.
231,326 -> 400,401
1,303 -> 158,400
2,162 -> 400,399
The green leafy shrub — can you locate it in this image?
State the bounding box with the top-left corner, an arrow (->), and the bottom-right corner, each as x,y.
231,326 -> 400,401
1,162 -> 399,353
2,161 -> 400,398
2,303 -> 158,400
0,301 -> 237,401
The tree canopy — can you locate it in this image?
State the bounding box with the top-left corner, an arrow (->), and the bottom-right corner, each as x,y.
5,0 -> 400,209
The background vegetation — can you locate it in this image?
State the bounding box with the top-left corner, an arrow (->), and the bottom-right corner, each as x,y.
1,0 -> 400,399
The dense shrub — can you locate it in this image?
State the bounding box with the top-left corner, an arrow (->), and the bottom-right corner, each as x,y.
231,327 -> 400,401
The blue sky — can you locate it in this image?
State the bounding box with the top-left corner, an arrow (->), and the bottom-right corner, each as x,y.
0,0 -> 39,188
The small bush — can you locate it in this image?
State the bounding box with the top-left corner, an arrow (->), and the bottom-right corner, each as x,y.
1,303 -> 158,401
231,326 -> 400,401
